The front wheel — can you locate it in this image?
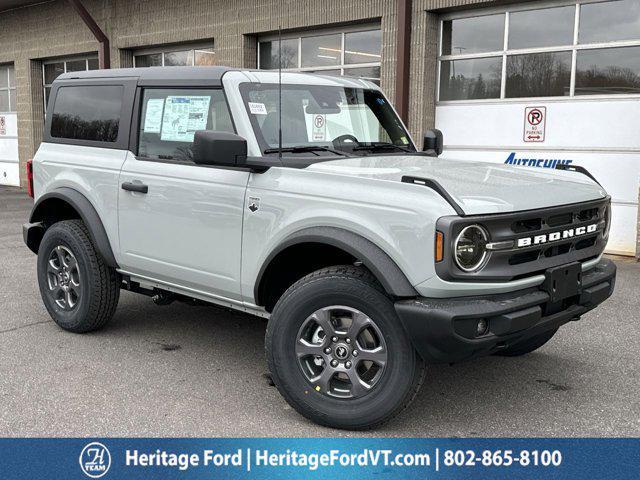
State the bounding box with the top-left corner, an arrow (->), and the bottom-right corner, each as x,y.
265,266 -> 425,430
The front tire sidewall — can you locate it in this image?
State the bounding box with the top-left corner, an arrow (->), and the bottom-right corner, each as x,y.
37,224 -> 94,331
267,275 -> 419,429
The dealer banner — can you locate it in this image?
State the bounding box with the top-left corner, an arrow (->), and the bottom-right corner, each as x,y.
1,438 -> 638,479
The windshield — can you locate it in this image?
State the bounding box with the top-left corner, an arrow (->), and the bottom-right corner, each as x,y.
239,83 -> 415,156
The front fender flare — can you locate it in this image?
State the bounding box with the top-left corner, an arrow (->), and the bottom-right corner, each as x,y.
254,226 -> 417,304
26,187 -> 118,268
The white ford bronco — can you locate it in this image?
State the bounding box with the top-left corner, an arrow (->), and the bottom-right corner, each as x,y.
24,67 -> 616,429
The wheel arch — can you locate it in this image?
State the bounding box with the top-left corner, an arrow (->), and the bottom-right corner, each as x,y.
25,187 -> 118,268
254,226 -> 417,311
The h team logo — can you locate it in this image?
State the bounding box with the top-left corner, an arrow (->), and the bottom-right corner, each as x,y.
79,442 -> 111,478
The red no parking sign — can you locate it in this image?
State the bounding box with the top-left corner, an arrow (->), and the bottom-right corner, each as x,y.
524,106 -> 546,143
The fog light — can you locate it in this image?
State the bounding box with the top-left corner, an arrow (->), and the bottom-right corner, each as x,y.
476,319 -> 489,337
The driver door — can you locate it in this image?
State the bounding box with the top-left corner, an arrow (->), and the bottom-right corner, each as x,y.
117,87 -> 248,301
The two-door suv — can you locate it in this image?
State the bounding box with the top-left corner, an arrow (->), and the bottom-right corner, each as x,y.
23,67 -> 616,429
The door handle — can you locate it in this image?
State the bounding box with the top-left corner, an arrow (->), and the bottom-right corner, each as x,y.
121,182 -> 148,194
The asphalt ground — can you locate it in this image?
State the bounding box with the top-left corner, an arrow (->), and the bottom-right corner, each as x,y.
0,186 -> 638,437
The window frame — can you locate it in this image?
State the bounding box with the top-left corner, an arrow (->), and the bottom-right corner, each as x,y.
437,0 -> 640,104
42,55 -> 99,113
44,78 -> 137,150
0,64 -> 16,113
130,86 -> 237,165
132,42 -> 215,68
257,24 -> 382,83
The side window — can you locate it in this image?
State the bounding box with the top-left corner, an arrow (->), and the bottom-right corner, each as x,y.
138,88 -> 234,162
50,85 -> 123,142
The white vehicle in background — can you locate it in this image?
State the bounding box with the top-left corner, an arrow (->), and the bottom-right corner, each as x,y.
23,67 -> 616,429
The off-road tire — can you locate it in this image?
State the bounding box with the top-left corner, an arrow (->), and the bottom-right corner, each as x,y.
37,219 -> 120,333
265,265 -> 425,430
496,328 -> 559,357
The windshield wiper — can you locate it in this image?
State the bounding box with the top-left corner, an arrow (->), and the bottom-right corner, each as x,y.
352,142 -> 413,153
263,145 -> 347,156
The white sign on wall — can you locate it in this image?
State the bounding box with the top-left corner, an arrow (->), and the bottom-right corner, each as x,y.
0,116 -> 6,136
523,106 -> 546,143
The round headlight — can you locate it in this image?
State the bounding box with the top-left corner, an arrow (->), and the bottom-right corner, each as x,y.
454,225 -> 489,272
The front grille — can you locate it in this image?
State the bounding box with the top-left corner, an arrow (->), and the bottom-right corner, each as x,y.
436,197 -> 610,282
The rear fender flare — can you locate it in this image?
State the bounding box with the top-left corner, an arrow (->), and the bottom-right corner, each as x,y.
27,187 -> 118,268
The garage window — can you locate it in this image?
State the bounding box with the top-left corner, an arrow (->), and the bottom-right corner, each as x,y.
258,26 -> 381,84
438,0 -> 640,102
43,56 -> 98,112
0,65 -> 16,113
133,44 -> 215,68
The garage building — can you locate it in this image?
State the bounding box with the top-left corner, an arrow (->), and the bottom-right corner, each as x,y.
0,0 -> 638,256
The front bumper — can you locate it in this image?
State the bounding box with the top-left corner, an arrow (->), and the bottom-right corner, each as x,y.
395,258 -> 616,364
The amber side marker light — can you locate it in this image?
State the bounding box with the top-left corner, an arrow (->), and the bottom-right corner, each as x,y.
435,231 -> 444,262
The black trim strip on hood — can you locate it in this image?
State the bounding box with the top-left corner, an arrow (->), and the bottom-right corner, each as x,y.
401,175 -> 466,216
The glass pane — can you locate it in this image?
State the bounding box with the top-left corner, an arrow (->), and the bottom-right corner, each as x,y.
0,66 -> 7,88
9,89 -> 16,112
51,85 -> 123,142
259,39 -> 299,69
138,89 -> 234,162
506,51 -> 572,98
8,65 -> 15,87
441,14 -> 504,55
306,69 -> 342,76
195,49 -> 216,66
44,62 -> 64,85
0,91 -> 8,112
344,30 -> 382,64
343,66 -> 381,80
301,34 -> 341,67
65,59 -> 87,72
87,58 -> 99,70
164,50 -> 194,67
44,87 -> 51,107
508,6 -> 575,49
240,84 -> 413,152
580,0 -> 640,44
439,57 -> 502,100
575,46 -> 640,95
134,53 -> 162,68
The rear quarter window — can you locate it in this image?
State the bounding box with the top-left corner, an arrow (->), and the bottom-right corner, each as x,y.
50,85 -> 123,142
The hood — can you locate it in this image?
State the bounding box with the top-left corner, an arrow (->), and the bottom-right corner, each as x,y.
306,156 -> 608,215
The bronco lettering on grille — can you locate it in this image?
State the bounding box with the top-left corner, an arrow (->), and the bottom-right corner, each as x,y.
517,223 -> 598,248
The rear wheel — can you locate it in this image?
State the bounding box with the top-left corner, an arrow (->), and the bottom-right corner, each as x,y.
496,328 -> 558,357
37,219 -> 120,333
266,266 -> 425,430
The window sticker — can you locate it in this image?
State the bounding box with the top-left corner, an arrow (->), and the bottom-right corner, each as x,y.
248,102 -> 268,115
143,98 -> 165,133
161,96 -> 211,142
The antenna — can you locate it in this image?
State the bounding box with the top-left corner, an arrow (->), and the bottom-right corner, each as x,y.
278,22 -> 283,161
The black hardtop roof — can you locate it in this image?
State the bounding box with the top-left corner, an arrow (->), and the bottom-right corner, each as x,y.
56,66 -> 241,87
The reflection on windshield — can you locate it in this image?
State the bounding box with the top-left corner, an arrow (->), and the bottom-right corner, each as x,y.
240,83 -> 415,156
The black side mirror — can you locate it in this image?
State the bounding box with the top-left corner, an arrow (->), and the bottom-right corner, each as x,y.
422,129 -> 443,156
192,131 -> 247,167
